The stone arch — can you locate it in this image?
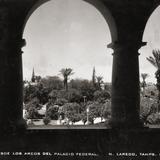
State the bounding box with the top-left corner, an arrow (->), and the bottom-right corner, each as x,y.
142,3 -> 160,43
83,0 -> 117,42
22,0 -> 49,32
23,0 -> 117,42
139,4 -> 160,85
22,0 -> 115,128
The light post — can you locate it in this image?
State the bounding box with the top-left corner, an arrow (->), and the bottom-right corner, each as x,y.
58,106 -> 62,125
86,106 -> 90,125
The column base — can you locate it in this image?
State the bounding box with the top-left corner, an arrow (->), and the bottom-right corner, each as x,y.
0,118 -> 27,135
108,118 -> 144,129
15,118 -> 27,132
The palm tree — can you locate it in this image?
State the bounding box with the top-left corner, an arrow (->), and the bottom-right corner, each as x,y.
96,76 -> 103,90
147,49 -> 160,111
60,68 -> 74,91
141,73 -> 148,96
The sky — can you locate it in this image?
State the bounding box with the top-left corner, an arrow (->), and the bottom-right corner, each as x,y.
23,0 -> 160,83
140,6 -> 160,84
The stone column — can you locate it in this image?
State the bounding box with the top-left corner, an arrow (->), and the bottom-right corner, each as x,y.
0,38 -> 27,133
108,41 -> 146,128
0,4 -> 27,133
0,0 -> 43,134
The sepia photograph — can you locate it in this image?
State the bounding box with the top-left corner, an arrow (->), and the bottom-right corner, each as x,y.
0,0 -> 160,159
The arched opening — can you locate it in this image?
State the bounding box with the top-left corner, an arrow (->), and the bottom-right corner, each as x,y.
22,0 -> 112,128
139,6 -> 160,128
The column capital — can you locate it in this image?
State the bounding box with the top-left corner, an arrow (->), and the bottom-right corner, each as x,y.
107,41 -> 147,56
8,38 -> 26,56
108,41 -> 146,50
15,38 -> 26,54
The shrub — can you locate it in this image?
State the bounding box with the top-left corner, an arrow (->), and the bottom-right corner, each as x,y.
26,106 -> 39,119
55,98 -> 68,106
57,89 -> 83,103
43,116 -> 51,125
140,96 -> 157,124
80,111 -> 93,125
93,90 -> 110,102
103,100 -> 111,120
62,103 -> 81,123
147,113 -> 160,124
84,101 -> 105,124
46,105 -> 59,120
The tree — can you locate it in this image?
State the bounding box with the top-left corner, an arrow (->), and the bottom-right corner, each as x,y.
27,107 -> 39,119
69,79 -> 83,90
54,98 -> 68,106
24,83 -> 50,105
96,76 -> 103,90
147,49 -> 160,111
41,76 -> 63,90
66,89 -> 83,103
140,96 -> 157,124
60,68 -> 74,91
24,97 -> 43,119
79,80 -> 95,101
62,103 -> 81,123
43,116 -> 51,125
35,76 -> 42,83
46,105 -> 59,120
85,102 -> 104,124
49,90 -> 58,102
36,83 -> 50,104
147,112 -> 160,125
25,97 -> 41,110
23,83 -> 38,103
93,90 -> 110,103
141,73 -> 148,96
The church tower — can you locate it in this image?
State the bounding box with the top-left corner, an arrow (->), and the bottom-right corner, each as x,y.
31,68 -> 36,83
92,66 -> 96,87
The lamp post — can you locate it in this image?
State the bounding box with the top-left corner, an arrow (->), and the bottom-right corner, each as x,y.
86,106 -> 90,125
58,106 -> 62,125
